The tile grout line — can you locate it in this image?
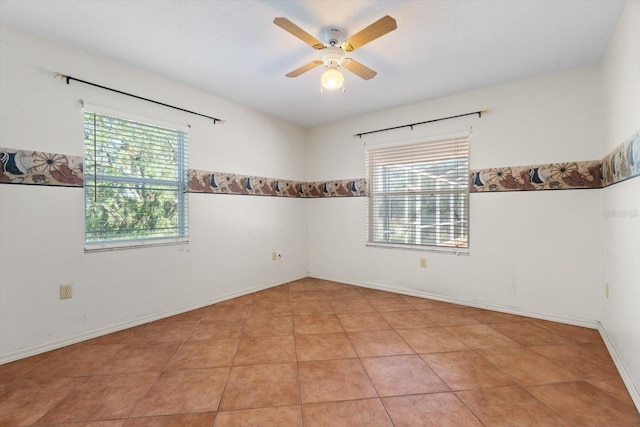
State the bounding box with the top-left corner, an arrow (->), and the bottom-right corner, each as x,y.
124,316 -> 199,422
212,292 -> 256,419
290,284 -> 307,427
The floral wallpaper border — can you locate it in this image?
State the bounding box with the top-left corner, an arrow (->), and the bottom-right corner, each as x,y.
188,169 -> 366,198
602,130 -> 640,187
469,159 -> 604,192
469,130 -> 639,192
1,130 -> 638,195
0,149 -> 83,186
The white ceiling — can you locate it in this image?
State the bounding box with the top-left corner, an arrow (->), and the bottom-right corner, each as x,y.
0,0 -> 625,128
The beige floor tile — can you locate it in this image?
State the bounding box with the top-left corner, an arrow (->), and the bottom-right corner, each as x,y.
291,299 -> 335,315
249,301 -> 293,317
54,421 -> 126,427
303,399 -> 393,427
457,386 -> 572,426
133,321 -> 198,345
295,332 -> 358,361
379,310 -> 437,329
298,359 -> 377,403
337,312 -> 392,331
421,309 -> 481,326
188,319 -> 244,340
361,355 -> 449,396
233,335 -> 296,365
330,299 -> 376,314
421,351 -> 514,391
293,314 -> 344,335
488,321 -> 569,346
5,280 -> 636,427
478,347 -> 580,385
242,315 -> 293,337
529,343 -> 619,379
36,372 -> 159,424
166,337 -> 239,369
218,363 -> 300,410
368,298 -> 415,312
396,327 -> 467,353
23,343 -> 124,378
214,406 -> 302,426
444,324 -> 521,349
94,342 -> 181,375
382,393 -> 483,427
0,350 -> 58,385
323,289 -> 367,300
348,330 -> 414,357
586,375 -> 637,406
527,381 -> 640,426
533,320 -> 602,344
131,367 -> 229,417
0,376 -> 85,427
125,412 -> 215,427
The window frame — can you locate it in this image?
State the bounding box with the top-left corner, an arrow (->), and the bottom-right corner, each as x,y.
365,133 -> 470,254
82,103 -> 189,252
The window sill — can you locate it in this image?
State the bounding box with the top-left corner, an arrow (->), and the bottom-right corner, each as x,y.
366,242 -> 469,255
84,237 -> 189,252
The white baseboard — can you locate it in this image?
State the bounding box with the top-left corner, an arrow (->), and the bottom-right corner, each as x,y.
0,273 -> 306,365
309,272 -> 599,329
598,323 -> 640,410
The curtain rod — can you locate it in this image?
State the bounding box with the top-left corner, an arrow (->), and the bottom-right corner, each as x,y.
53,73 -> 225,124
354,109 -> 487,138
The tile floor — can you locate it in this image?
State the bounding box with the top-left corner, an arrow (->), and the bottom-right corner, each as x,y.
1,278 -> 639,426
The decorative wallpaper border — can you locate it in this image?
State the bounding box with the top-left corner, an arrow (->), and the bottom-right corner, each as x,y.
2,130 -> 638,195
469,160 -> 603,192
602,130 -> 640,187
0,149 -> 83,186
469,130 -> 639,192
188,169 -> 366,198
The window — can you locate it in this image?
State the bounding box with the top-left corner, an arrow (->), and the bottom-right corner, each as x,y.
83,109 -> 189,250
366,135 -> 469,252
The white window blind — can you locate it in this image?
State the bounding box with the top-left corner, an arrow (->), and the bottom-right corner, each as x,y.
366,136 -> 469,252
83,110 -> 189,250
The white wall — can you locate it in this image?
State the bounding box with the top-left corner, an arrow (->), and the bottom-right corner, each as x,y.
0,25 -> 308,361
600,0 -> 640,405
307,64 -> 604,325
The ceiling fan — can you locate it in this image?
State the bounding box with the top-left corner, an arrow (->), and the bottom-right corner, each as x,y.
273,15 -> 397,91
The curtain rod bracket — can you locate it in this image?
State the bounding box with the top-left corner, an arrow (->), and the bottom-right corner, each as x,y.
53,72 -> 225,125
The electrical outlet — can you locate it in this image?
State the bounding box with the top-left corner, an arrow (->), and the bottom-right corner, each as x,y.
60,284 -> 72,299
420,258 -> 427,268
272,252 -> 277,261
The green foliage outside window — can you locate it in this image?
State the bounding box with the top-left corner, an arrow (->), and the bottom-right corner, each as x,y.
84,112 -> 188,245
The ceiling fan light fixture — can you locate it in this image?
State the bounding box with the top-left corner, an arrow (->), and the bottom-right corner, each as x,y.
321,66 -> 344,90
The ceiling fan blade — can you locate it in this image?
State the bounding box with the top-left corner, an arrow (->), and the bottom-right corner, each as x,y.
342,59 -> 377,80
286,60 -> 324,78
341,15 -> 397,52
274,17 -> 325,50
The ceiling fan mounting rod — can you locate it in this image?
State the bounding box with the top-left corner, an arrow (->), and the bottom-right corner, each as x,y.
324,28 -> 342,46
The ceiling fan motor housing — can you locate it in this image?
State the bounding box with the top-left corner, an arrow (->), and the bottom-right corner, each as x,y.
322,46 -> 344,67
